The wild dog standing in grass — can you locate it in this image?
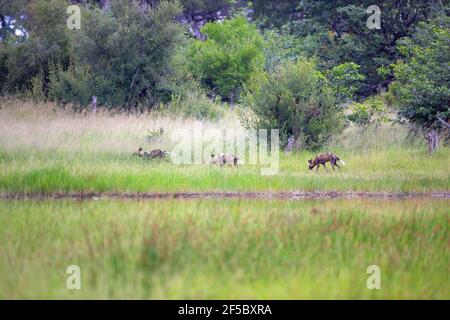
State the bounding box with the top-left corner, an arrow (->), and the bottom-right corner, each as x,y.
210,153 -> 239,166
144,149 -> 175,159
133,147 -> 174,160
308,152 -> 345,172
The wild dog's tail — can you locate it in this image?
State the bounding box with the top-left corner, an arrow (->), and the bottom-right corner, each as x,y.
337,156 -> 345,166
334,154 -> 345,166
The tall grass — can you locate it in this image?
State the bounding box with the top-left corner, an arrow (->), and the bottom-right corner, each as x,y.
0,198 -> 448,299
0,99 -> 449,193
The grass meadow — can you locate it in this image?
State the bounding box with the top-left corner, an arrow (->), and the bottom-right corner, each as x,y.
0,100 -> 449,194
0,100 -> 448,299
0,198 -> 448,299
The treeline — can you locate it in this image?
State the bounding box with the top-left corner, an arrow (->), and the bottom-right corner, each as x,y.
0,0 -> 449,150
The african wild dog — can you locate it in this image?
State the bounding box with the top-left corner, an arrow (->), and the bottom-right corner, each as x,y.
133,147 -> 174,159
210,153 -> 239,166
308,153 -> 345,172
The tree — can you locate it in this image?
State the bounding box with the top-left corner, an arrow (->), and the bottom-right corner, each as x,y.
0,0 -> 28,42
240,58 -> 344,150
187,16 -> 265,105
288,0 -> 446,98
347,95 -> 389,128
327,62 -> 365,103
0,0 -> 70,94
65,0 -> 185,109
390,16 -> 450,152
251,0 -> 301,29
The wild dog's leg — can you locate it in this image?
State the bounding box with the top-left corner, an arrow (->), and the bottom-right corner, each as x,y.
316,164 -> 319,172
322,163 -> 328,172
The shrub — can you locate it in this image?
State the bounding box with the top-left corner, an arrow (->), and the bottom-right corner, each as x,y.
390,16 -> 450,152
240,58 -> 344,150
70,0 -> 185,109
347,96 -> 390,127
187,16 -> 265,104
163,91 -> 223,120
47,63 -> 93,108
328,62 -> 365,103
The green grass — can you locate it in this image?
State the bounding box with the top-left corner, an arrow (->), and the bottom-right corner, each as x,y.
0,147 -> 449,194
0,198 -> 448,299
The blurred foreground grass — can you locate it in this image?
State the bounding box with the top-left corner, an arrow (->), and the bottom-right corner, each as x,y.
0,198 -> 448,299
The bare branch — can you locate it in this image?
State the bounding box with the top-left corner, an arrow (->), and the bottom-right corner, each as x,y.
437,116 -> 450,129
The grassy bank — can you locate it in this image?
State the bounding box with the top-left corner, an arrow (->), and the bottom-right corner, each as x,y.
0,147 -> 449,194
0,198 -> 448,299
0,100 -> 449,194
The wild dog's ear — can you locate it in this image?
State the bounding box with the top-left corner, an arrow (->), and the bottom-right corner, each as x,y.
211,153 -> 215,158
308,159 -> 312,164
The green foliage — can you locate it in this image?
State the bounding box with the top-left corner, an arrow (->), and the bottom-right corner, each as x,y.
288,0 -> 446,97
187,16 -> 265,102
0,0 -> 28,42
26,74 -> 46,102
328,62 -> 365,103
47,63 -> 93,108
67,0 -> 184,109
390,16 -> 450,130
163,91 -> 224,120
347,96 -> 389,127
262,28 -> 301,72
251,0 -> 301,29
0,0 -> 70,94
177,0 -> 232,13
240,58 -> 344,149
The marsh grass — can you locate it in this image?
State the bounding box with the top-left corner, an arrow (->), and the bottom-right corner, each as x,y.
0,198 -> 448,299
0,99 -> 449,194
0,100 -> 448,300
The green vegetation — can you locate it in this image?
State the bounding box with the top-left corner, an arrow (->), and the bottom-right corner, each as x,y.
53,0 -> 185,108
286,0 -> 446,97
187,16 -> 265,103
1,147 -> 449,194
1,0 -> 449,149
390,16 -> 450,151
1,198 -> 448,299
241,58 -> 344,149
0,100 -> 448,195
0,1 -> 448,301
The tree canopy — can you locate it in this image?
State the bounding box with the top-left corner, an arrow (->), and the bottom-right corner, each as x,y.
390,16 -> 450,150
187,16 -> 265,104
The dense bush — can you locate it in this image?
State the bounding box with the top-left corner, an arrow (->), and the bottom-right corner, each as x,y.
47,63 -> 93,108
0,0 -> 448,127
240,58 -> 344,150
187,16 -> 265,104
163,91 -> 223,120
0,0 -> 70,94
68,0 -> 185,109
390,16 -> 450,151
347,96 -> 389,127
287,0 -> 446,97
327,62 -> 365,103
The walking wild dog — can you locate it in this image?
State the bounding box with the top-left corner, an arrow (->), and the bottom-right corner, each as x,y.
133,147 -> 175,159
308,153 -> 345,172
210,153 -> 239,166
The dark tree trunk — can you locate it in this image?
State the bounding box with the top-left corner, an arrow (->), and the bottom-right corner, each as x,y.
285,135 -> 296,153
90,96 -> 97,116
229,91 -> 235,109
425,129 -> 439,153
